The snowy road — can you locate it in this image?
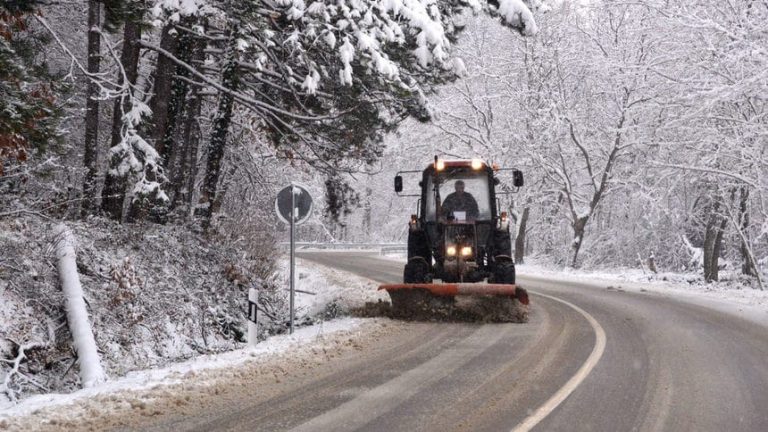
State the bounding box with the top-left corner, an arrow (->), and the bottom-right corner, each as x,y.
6,252 -> 768,431
293,252 -> 768,432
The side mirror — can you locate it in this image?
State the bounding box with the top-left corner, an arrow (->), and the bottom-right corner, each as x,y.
513,170 -> 524,187
394,175 -> 403,193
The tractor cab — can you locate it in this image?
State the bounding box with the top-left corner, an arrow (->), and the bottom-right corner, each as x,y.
394,158 -> 524,285
424,167 -> 492,223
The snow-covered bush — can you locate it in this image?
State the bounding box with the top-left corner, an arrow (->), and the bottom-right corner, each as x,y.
0,216 -> 287,403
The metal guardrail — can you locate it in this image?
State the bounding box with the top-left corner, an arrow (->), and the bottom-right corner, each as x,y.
280,242 -> 407,254
380,245 -> 408,254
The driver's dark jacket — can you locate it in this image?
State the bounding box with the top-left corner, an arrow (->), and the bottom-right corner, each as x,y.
441,192 -> 479,218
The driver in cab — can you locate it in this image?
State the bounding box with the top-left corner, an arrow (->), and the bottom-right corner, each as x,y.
441,180 -> 479,220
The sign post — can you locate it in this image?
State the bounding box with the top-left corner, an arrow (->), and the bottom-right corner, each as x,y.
289,184 -> 295,334
275,183 -> 313,334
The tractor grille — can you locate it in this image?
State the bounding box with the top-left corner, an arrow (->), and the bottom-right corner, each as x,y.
444,224 -> 475,255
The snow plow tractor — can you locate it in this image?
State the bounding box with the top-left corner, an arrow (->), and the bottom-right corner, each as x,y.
380,158 -> 529,321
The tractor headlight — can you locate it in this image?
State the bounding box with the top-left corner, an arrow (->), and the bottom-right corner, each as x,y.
446,246 -> 457,256
471,159 -> 483,170
461,246 -> 472,257
435,159 -> 445,171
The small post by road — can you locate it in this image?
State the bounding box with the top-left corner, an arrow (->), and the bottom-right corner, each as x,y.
275,183 -> 313,335
247,287 -> 258,347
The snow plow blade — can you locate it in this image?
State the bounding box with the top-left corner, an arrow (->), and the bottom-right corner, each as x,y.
379,283 -> 529,305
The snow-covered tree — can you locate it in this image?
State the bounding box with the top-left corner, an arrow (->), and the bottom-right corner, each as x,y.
132,0 -> 539,227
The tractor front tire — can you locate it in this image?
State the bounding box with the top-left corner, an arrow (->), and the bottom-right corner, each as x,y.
492,260 -> 516,285
404,257 -> 431,283
494,229 -> 512,257
408,229 -> 431,263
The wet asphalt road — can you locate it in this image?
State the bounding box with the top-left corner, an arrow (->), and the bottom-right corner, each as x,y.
292,252 -> 768,432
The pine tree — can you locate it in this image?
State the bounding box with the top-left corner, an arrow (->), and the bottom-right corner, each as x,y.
0,0 -> 59,176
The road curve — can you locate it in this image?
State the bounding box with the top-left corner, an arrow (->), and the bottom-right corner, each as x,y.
40,251 -> 766,432
295,252 -> 768,432
160,252 -> 597,432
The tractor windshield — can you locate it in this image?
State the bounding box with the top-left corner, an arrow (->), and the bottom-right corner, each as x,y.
425,170 -> 492,221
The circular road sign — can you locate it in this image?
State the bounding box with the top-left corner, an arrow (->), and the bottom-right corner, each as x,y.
275,184 -> 313,225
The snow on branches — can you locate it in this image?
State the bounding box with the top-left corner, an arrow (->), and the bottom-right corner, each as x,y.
148,0 -> 538,97
274,0 -> 538,90
106,99 -> 168,205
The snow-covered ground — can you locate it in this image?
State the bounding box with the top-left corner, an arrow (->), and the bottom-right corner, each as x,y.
289,258 -> 389,318
517,259 -> 768,326
1,216 -> 268,403
0,258 -> 391,430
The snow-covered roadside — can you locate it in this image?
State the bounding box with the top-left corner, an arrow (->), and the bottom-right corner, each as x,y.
0,258 -> 391,430
517,261 -> 768,326
1,216 -> 269,403
0,318 -> 399,432
290,258 -> 389,318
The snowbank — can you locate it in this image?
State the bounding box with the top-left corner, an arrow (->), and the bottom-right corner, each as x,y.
517,259 -> 768,326
290,258 -> 388,319
1,239 -> 389,421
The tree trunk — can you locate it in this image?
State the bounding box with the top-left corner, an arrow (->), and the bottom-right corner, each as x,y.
713,217 -> 727,277
703,214 -> 717,282
363,182 -> 372,236
81,0 -> 101,217
210,161 -> 239,218
163,22 -> 200,206
101,14 -> 143,220
172,89 -> 202,216
648,253 -> 657,273
570,216 -> 588,268
200,28 -> 239,229
738,187 -> 758,277
148,23 -> 179,163
703,209 -> 727,282
515,207 -> 529,264
169,25 -> 206,218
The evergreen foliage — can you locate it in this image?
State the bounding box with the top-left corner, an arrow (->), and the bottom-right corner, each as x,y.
0,1 -> 60,175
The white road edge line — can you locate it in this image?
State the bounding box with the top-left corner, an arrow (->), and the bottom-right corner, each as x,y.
511,291 -> 607,432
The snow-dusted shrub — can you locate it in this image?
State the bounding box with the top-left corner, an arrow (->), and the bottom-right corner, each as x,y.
0,215 -> 285,403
